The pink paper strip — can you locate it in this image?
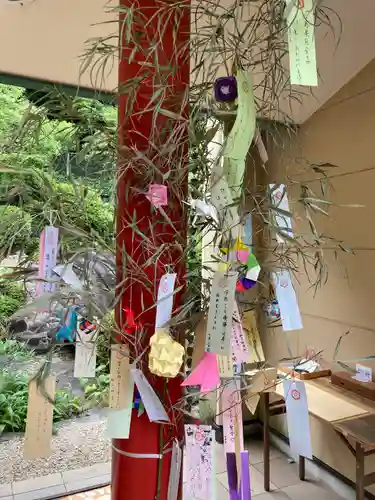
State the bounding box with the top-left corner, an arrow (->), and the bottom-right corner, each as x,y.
181,353 -> 219,393
231,303 -> 250,363
221,379 -> 244,454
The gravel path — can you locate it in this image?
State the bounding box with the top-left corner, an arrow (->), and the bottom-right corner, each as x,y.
0,417 -> 111,483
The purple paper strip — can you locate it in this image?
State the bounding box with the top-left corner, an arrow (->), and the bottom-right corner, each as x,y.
240,451 -> 251,500
226,452 -> 240,500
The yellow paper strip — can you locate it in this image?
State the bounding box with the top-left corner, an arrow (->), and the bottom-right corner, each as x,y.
217,354 -> 233,378
242,310 -> 265,363
286,0 -> 318,86
24,376 -> 55,459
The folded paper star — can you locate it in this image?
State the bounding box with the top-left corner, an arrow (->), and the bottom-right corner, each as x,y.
149,329 -> 184,378
145,184 -> 168,208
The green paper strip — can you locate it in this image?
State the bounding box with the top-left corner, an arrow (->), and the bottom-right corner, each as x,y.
246,253 -> 259,270
286,0 -> 318,86
223,71 -> 256,199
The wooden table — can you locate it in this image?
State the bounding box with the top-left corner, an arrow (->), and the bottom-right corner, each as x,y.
261,376 -> 375,500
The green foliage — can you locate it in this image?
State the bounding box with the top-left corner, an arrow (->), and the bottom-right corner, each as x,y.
96,310 -> 115,371
0,272 -> 26,326
0,206 -> 32,257
80,365 -> 110,407
0,368 -> 83,434
0,339 -> 32,361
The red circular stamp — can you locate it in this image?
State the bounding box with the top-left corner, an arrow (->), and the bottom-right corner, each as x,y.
291,389 -> 300,401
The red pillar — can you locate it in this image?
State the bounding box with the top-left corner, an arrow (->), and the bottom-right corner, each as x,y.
112,0 -> 189,499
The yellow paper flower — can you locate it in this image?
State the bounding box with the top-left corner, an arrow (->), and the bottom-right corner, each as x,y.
149,329 -> 184,378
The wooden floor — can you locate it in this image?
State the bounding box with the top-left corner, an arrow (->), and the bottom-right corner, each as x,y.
62,486 -> 111,499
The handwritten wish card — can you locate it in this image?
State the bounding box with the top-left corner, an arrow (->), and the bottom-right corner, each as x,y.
24,376 -> 55,459
131,368 -> 169,422
205,271 -> 237,355
184,424 -> 215,500
155,273 -> 177,328
217,354 -> 233,378
221,379 -> 244,454
74,333 -> 97,378
286,0 -> 318,86
273,270 -> 303,331
210,168 -> 241,239
109,345 -> 131,410
37,225 -> 59,296
284,380 -> 312,459
231,302 -> 250,363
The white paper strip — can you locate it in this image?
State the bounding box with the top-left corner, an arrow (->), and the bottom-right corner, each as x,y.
73,333 -> 97,378
155,273 -> 177,328
184,424 -> 215,500
273,270 -> 302,331
270,184 -> 293,243
283,380 -> 312,458
167,440 -> 182,500
211,169 -> 241,240
205,271 -> 237,355
131,368 -> 169,422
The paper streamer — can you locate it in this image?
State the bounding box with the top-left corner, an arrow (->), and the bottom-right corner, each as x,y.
223,71 -> 256,199
36,225 -> 59,296
184,424 -> 215,499
181,352 -> 219,393
131,368 -> 169,422
283,380 -> 312,459
205,271 -> 237,355
273,270 -> 302,331
226,453 -> 240,500
286,0 -> 318,86
240,451 -> 251,500
155,273 -> 177,328
74,332 -> 97,378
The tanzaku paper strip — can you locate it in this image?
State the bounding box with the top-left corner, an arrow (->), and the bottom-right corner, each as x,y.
223,71 -> 256,200
286,0 -> 318,86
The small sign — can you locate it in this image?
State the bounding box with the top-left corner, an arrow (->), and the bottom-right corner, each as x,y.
109,345 -> 131,410
354,364 -> 372,383
24,377 -> 55,459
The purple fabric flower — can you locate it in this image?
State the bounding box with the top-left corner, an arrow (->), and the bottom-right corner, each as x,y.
214,76 -> 238,102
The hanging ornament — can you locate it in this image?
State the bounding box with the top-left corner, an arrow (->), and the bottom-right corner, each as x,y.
56,306 -> 79,343
149,329 -> 184,378
236,277 -> 256,293
264,299 -> 281,322
214,76 -> 238,102
145,184 -> 168,208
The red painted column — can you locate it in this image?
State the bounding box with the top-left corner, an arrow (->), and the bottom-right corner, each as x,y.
112,0 -> 189,499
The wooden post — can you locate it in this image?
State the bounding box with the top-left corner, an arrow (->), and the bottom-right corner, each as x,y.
112,0 -> 190,498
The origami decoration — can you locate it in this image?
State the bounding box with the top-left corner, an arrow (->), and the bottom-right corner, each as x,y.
214,76 -> 238,102
236,278 -> 256,293
190,199 -> 219,224
149,329 -> 184,378
221,237 -> 249,261
181,352 -> 220,393
56,306 -> 80,343
145,184 -> 168,208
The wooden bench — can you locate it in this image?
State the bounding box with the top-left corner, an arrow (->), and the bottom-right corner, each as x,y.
261,376 -> 375,500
